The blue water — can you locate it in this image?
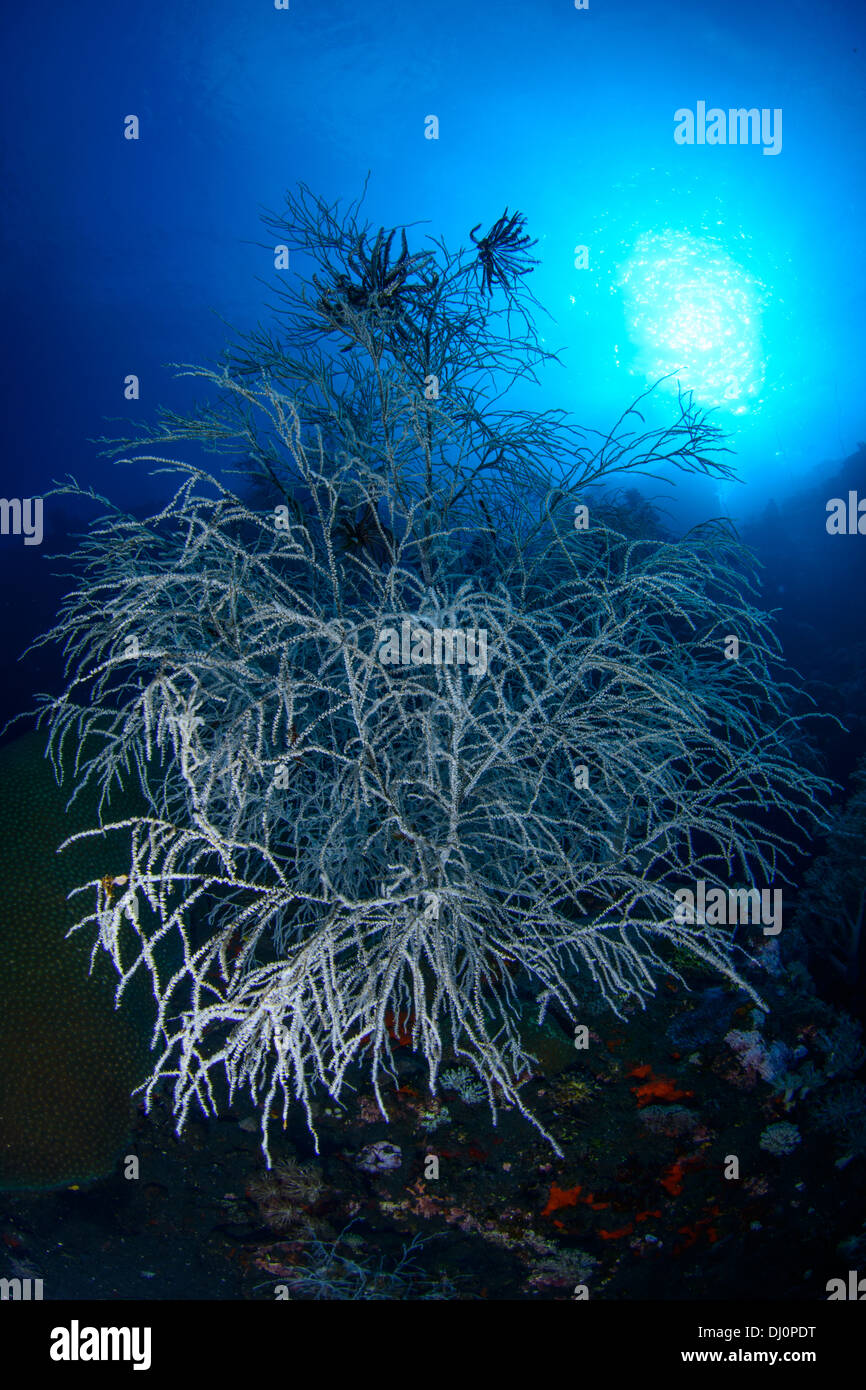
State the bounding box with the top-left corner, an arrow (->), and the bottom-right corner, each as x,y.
1,0 -> 864,721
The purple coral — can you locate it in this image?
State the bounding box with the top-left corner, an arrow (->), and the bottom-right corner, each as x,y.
725,1029 -> 791,1085
355,1141 -> 402,1174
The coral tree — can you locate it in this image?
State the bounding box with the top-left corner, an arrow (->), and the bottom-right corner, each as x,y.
35,185 -> 828,1158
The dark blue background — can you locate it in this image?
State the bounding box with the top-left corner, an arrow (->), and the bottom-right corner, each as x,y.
1,0 -> 864,736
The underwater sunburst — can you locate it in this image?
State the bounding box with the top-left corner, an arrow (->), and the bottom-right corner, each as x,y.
619,229 -> 764,414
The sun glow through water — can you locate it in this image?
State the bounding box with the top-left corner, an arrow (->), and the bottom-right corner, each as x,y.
619,230 -> 764,414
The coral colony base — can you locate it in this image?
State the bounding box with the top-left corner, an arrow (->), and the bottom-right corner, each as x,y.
35,186 -> 829,1160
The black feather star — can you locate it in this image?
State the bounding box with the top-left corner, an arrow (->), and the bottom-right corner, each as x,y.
315,226 -> 438,346
332,502 -> 394,567
469,208 -> 539,297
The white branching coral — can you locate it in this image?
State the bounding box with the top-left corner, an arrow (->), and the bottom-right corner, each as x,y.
34,187 -> 829,1159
